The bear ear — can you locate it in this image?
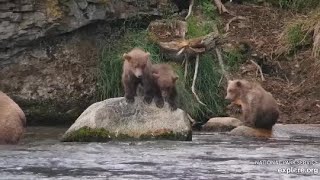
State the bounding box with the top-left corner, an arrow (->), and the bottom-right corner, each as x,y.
146,52 -> 151,57
172,75 -> 179,82
152,72 -> 160,79
236,80 -> 242,87
123,53 -> 131,61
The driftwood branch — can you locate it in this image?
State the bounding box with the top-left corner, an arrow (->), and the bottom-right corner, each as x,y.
192,54 -> 207,106
158,32 -> 220,61
185,0 -> 194,20
214,0 -> 229,14
215,47 -> 230,81
250,60 -> 266,81
224,16 -> 247,32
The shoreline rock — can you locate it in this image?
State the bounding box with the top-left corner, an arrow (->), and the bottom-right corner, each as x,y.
202,117 -> 243,132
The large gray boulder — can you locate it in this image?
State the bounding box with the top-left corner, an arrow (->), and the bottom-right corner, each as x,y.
62,97 -> 192,142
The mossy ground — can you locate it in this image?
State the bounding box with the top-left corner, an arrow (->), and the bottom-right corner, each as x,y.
62,127 -> 192,142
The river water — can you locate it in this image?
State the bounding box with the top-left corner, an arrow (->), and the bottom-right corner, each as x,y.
0,126 -> 319,180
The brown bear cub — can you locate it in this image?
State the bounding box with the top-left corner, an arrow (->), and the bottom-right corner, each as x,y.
225,79 -> 279,129
152,64 -> 179,110
122,48 -> 163,107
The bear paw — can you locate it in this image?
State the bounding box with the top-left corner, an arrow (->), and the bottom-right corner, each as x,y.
155,99 -> 164,108
143,96 -> 153,104
169,104 -> 178,111
125,97 -> 135,103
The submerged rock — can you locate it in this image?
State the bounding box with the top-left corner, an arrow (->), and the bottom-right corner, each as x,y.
62,97 -> 192,142
0,91 -> 26,144
202,117 -> 243,132
229,126 -> 272,139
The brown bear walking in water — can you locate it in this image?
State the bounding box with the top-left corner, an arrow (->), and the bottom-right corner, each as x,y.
225,79 -> 279,129
122,48 -> 163,107
152,64 -> 179,110
0,91 -> 26,144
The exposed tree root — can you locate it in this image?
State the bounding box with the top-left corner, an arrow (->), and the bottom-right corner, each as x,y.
185,0 -> 194,20
250,60 -> 266,81
215,47 -> 230,81
224,16 -> 247,32
214,0 -> 229,14
191,54 -> 207,106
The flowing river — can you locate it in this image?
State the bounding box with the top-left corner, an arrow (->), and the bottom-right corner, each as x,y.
0,126 -> 319,180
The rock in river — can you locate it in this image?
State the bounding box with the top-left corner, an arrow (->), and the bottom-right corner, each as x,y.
202,117 -> 243,132
62,97 -> 192,142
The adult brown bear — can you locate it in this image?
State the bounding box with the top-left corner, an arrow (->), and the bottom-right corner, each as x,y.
0,91 -> 26,144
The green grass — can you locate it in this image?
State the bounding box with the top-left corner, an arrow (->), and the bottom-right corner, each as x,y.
278,0 -> 320,12
286,24 -> 305,50
186,15 -> 217,39
198,0 -> 218,20
224,49 -> 245,71
280,22 -> 313,55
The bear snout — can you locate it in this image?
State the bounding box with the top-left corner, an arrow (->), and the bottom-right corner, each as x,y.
133,69 -> 143,78
225,95 -> 232,101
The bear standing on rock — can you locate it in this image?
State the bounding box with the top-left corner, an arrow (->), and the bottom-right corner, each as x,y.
0,91 -> 26,144
152,64 -> 179,110
122,48 -> 163,107
225,79 -> 279,129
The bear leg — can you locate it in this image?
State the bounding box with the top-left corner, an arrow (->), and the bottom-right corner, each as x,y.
124,79 -> 139,103
168,88 -> 178,111
142,78 -> 154,104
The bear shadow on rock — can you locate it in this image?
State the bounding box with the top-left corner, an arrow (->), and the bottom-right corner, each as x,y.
62,96 -> 192,142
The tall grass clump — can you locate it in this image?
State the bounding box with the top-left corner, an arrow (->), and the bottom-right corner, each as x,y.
277,0 -> 320,12
224,49 -> 245,71
186,54 -> 228,119
198,0 -> 218,20
279,8 -> 320,56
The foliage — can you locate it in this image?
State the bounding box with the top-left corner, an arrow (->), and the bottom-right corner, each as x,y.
224,50 -> 245,71
198,0 -> 218,20
277,0 -> 320,12
186,15 -> 217,39
279,8 -> 320,55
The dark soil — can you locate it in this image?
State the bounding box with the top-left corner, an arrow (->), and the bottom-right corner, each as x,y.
221,3 -> 320,124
